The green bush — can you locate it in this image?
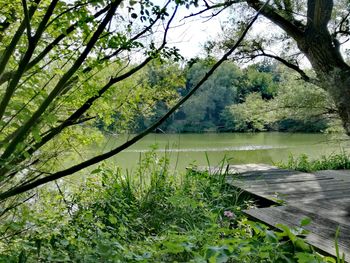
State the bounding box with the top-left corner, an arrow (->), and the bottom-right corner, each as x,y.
0,151 -> 337,262
278,151 -> 350,172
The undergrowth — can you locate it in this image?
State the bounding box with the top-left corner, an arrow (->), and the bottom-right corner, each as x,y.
0,150 -> 339,262
277,150 -> 350,172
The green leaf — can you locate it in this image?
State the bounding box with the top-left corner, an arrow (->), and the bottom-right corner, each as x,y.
295,252 -> 318,263
300,217 -> 312,227
32,126 -> 42,143
108,215 -> 118,224
91,168 -> 102,174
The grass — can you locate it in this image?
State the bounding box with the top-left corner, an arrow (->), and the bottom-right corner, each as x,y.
277,150 -> 350,172
0,150 -> 341,262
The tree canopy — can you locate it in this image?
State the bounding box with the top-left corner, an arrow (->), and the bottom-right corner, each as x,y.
0,0 -> 266,201
0,0 -> 184,201
0,0 -> 349,202
208,0 -> 350,134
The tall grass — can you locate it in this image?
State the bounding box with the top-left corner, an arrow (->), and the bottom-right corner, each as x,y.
277,150 -> 350,172
0,150 -> 338,262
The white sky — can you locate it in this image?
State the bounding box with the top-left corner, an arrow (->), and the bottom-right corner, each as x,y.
153,2 -> 229,59
167,13 -> 226,58
144,1 -> 349,65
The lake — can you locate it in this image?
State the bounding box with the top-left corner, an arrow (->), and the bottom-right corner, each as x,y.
93,132 -> 350,172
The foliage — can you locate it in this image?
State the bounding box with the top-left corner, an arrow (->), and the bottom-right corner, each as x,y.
96,60 -> 185,133
207,0 -> 350,136
125,60 -> 338,134
0,0 -> 191,201
222,93 -> 271,132
277,150 -> 350,172
234,63 -> 280,102
0,151 -> 338,262
221,68 -> 337,133
128,59 -> 331,133
162,59 -> 241,132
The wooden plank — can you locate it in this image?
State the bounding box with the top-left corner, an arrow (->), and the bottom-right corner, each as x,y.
231,178 -> 343,189
235,171 -> 314,180
297,203 -> 350,225
284,191 -> 350,202
327,197 -> 350,206
241,182 -> 350,195
229,181 -> 350,205
314,170 -> 350,182
229,175 -> 334,184
244,206 -> 350,259
194,164 -> 281,175
196,164 -> 350,258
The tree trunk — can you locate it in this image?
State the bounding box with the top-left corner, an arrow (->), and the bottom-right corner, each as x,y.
321,69 -> 350,136
246,0 -> 350,135
298,31 -> 350,135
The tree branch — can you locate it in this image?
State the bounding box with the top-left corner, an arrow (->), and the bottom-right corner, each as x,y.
246,0 -> 304,41
250,50 -> 319,85
0,1 -> 267,201
22,0 -> 32,41
0,0 -> 59,122
0,5 -> 110,86
182,0 -> 243,20
0,0 -> 40,80
10,3 -> 175,163
0,0 -> 121,162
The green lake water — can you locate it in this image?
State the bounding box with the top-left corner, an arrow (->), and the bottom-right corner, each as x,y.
90,132 -> 350,172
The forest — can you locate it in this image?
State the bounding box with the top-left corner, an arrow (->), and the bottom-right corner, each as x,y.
102,58 -> 338,134
0,0 -> 350,261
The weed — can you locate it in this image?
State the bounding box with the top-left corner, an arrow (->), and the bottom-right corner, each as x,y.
0,150 -> 338,262
277,150 -> 350,172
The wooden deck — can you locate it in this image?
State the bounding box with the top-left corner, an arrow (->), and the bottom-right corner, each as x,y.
195,164 -> 350,260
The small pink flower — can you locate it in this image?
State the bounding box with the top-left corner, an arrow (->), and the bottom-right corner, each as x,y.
224,210 -> 236,219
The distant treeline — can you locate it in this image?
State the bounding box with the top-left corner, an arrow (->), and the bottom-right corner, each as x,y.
98,58 -> 340,134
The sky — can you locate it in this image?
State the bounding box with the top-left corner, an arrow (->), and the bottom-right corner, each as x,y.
166,11 -> 227,59
155,2 -> 230,59
138,1 -> 349,66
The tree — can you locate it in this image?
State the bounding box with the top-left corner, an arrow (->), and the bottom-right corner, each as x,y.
0,0 -> 263,202
93,59 -> 185,133
168,59 -> 241,132
221,67 -> 336,132
234,62 -> 280,102
127,60 -> 185,132
222,92 -> 270,131
198,0 -> 350,135
0,0 -> 182,202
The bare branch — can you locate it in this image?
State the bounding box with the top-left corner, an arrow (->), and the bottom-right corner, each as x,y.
54,181 -> 72,217
250,50 -> 319,85
182,0 -> 242,20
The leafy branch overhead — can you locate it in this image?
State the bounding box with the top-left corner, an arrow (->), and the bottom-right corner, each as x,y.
193,0 -> 350,136
0,0 -> 180,200
0,0 -> 264,201
1,0 -> 350,204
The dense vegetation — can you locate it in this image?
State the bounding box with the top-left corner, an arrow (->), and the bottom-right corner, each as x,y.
0,152 -> 340,262
1,0 -> 349,261
279,151 -> 350,172
111,59 -> 338,133
0,0 -> 349,200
